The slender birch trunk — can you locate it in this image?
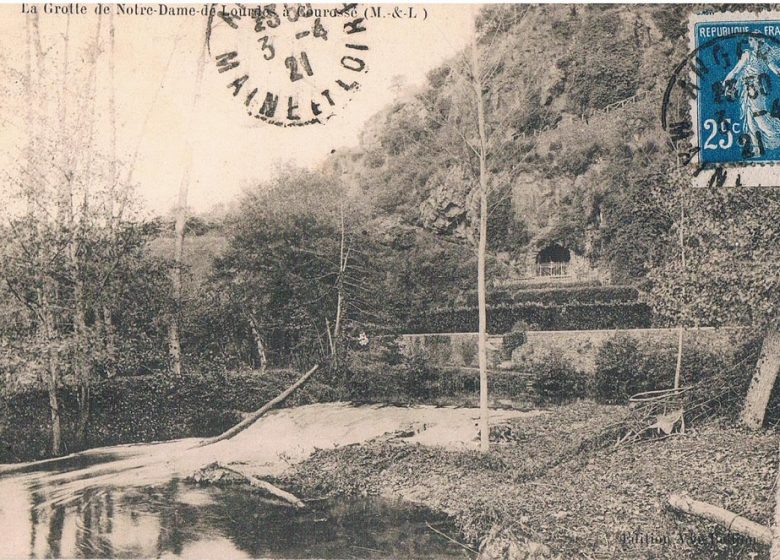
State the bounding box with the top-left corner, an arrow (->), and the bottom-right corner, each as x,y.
328,203 -> 349,364
471,26 -> 490,452
103,10 -> 118,376
673,166 -> 685,390
247,314 -> 267,374
169,32 -> 208,376
28,13 -> 62,455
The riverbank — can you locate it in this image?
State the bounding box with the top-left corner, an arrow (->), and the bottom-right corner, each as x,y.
282,401 -> 777,559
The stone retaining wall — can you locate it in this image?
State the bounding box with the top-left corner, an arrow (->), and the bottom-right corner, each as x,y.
397,328 -> 748,374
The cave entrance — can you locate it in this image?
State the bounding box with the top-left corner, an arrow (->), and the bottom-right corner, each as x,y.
536,243 -> 571,277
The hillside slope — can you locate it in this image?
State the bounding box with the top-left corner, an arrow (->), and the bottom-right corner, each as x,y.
324,4 -> 748,283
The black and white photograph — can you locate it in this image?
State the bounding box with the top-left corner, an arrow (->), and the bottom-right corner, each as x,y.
0,3 -> 779,559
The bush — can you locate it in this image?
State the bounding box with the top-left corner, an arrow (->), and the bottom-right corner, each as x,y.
454,337 -> 478,366
403,350 -> 442,400
686,334 -> 765,423
502,329 -> 527,360
510,285 -> 639,306
592,335 -> 730,405
415,301 -> 652,334
342,348 -> 442,403
0,369 -> 340,462
529,350 -> 586,405
344,363 -> 406,402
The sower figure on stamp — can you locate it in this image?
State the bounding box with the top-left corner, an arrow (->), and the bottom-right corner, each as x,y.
723,36 -> 780,153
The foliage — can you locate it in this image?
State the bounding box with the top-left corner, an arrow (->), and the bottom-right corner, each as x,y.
592,334 -> 728,405
416,301 -> 652,334
502,329 -> 527,360
510,285 -> 638,305
529,350 -> 586,405
403,349 -> 442,400
559,10 -> 641,113
344,363 -> 407,402
208,166 -> 384,369
0,369 -> 339,462
647,181 -> 780,330
595,145 -> 676,283
455,336 -> 478,366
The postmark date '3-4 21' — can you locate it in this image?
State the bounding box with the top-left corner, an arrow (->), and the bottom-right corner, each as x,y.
206,3 -> 370,127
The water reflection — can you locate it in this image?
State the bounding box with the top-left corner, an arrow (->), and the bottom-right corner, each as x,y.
0,473 -> 471,559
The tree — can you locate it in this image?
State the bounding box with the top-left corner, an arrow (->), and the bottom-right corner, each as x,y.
210,167 -> 377,372
420,8 -> 531,451
648,183 -> 780,428
0,13 -> 168,453
168,24 -> 208,377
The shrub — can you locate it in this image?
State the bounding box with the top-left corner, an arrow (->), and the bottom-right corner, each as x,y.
455,337 -> 478,366
442,368 -> 531,400
0,369 -> 340,462
593,336 -> 651,404
502,329 -> 527,361
415,301 -> 652,334
529,350 -> 586,405
685,334 -> 764,422
403,349 -> 441,400
344,363 -> 406,402
510,285 -> 639,305
592,335 -> 731,405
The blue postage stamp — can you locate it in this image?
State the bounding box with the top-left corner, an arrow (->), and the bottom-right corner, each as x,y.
689,11 -> 780,183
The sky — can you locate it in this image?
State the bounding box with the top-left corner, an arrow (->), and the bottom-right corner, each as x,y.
0,4 -> 474,215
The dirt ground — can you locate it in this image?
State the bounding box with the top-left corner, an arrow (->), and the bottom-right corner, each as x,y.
285,401 -> 778,560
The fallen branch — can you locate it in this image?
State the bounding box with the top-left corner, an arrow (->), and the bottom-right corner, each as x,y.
196,364 -> 319,447
218,463 -> 306,508
668,493 -> 771,545
426,521 -> 479,555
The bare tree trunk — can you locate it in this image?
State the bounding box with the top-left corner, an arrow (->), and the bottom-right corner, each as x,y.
674,327 -> 684,389
71,14 -> 103,447
673,175 -> 686,390
42,297 -> 62,456
471,26 -> 490,453
169,210 -> 185,377
28,12 -> 62,456
103,10 -> 118,377
741,328 -> 780,430
169,32 -> 208,376
328,203 -> 349,366
247,314 -> 267,374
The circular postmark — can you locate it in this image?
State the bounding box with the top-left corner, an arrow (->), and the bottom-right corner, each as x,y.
662,14 -> 780,187
206,3 -> 370,126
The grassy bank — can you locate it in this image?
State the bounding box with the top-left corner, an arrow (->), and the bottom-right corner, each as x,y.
284,401 -> 777,559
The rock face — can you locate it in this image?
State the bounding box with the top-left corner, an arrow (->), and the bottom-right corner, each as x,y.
419,167 -> 479,243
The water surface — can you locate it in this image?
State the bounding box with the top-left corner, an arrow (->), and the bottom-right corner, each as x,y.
0,452 -> 472,559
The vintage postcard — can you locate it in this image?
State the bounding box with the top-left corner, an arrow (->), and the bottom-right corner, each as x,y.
0,3 -> 779,560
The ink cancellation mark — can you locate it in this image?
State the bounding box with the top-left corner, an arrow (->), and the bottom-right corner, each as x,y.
663,11 -> 780,187
206,3 -> 370,126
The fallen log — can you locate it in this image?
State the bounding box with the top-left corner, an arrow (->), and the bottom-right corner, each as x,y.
195,364 -> 319,447
218,463 -> 306,509
668,493 -> 771,545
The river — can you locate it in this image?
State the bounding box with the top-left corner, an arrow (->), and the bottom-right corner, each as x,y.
0,403 -> 538,558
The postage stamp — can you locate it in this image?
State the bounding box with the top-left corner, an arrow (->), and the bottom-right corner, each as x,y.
206,3 -> 369,127
674,11 -> 780,187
